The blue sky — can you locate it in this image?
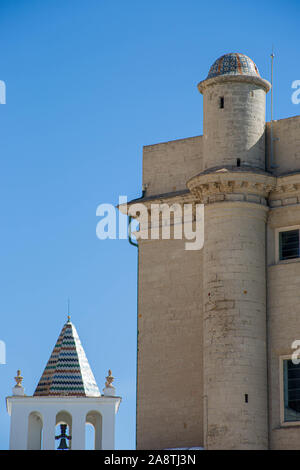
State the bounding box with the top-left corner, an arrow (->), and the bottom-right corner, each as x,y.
0,0 -> 299,450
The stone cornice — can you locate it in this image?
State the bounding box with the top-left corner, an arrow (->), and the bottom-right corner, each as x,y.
119,190 -> 197,216
197,74 -> 271,94
119,172 -> 300,216
187,170 -> 276,205
269,173 -> 300,208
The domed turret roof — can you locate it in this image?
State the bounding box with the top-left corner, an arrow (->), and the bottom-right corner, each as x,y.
207,53 -> 260,79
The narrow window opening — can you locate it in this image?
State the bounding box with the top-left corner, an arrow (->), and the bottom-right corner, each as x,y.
237,158 -> 241,167
219,96 -> 224,109
283,359 -> 300,422
245,394 -> 248,403
279,229 -> 300,261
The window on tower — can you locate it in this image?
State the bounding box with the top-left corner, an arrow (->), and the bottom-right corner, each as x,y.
279,229 -> 300,261
282,359 -> 300,423
219,96 -> 224,109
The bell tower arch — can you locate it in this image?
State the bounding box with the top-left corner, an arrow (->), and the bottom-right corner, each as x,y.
6,319 -> 121,450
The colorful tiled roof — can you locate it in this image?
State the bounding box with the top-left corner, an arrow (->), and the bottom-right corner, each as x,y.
207,53 -> 260,79
34,320 -> 100,397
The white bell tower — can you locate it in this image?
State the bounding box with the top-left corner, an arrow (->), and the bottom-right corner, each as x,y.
6,318 -> 121,450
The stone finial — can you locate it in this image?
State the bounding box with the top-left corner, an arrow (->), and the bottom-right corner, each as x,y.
14,370 -> 23,387
13,370 -> 25,396
103,369 -> 116,396
105,369 -> 114,388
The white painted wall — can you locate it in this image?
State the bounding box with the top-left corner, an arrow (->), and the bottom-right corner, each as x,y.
6,396 -> 121,450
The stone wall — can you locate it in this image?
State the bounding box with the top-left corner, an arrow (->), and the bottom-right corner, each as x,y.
266,116 -> 300,175
268,204 -> 300,449
137,238 -> 203,449
143,136 -> 203,197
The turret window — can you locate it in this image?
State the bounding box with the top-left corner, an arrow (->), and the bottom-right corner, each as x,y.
219,97 -> 224,109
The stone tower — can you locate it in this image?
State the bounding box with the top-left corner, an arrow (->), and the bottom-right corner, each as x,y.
200,53 -> 270,171
121,52 -> 285,450
6,318 -> 121,450
121,49 -> 300,449
188,53 -> 274,449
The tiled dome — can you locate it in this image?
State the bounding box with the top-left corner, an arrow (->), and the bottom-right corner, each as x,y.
207,53 -> 260,79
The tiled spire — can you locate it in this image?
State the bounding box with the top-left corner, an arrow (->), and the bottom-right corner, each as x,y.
34,319 -> 100,397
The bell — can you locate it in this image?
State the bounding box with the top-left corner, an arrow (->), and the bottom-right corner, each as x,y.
57,437 -> 69,450
55,424 -> 71,450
